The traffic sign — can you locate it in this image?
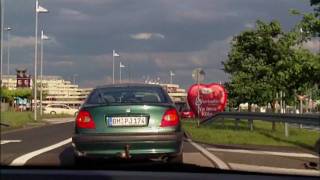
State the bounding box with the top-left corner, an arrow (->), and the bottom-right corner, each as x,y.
192,68 -> 205,83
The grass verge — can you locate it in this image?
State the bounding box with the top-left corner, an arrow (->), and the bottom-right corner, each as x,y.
182,119 -> 320,151
1,111 -> 74,132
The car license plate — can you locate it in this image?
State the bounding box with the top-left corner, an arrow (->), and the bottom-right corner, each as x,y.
107,116 -> 147,127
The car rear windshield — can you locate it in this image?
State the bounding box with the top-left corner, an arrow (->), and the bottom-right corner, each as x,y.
86,86 -> 170,105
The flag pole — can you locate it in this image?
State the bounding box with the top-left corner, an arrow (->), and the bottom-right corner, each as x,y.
40,30 -> 43,116
34,0 -> 39,121
119,62 -> 122,84
112,50 -> 115,84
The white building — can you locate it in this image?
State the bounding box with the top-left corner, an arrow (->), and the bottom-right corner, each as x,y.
1,75 -> 92,107
147,82 -> 187,102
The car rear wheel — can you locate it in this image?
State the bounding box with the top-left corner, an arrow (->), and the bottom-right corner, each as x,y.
73,154 -> 88,166
315,138 -> 320,155
167,153 -> 183,164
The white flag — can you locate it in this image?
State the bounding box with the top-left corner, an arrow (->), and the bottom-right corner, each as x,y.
41,33 -> 49,40
113,50 -> 120,57
170,71 -> 175,76
120,62 -> 125,68
36,5 -> 48,13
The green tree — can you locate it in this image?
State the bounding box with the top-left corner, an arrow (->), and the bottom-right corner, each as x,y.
0,88 -> 15,103
0,88 -> 33,104
224,19 -> 319,107
291,0 -> 320,42
223,21 -> 284,110
223,19 -> 319,129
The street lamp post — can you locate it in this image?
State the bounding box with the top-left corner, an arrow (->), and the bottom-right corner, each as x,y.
112,50 -> 119,84
34,0 -> 48,121
40,30 -> 49,116
170,71 -> 175,84
73,74 -> 78,84
0,0 -> 5,85
119,62 -> 125,83
5,27 -> 12,75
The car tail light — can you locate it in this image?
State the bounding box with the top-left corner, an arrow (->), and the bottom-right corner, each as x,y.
76,110 -> 95,129
161,108 -> 180,127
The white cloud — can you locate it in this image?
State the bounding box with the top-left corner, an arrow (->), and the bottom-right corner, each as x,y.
5,36 -> 34,48
176,10 -> 238,22
57,0 -> 107,4
82,76 -> 112,88
130,32 -> 165,40
3,35 -> 59,48
159,0 -> 240,23
47,57 -> 74,67
59,8 -> 90,21
244,22 -> 255,29
52,61 -> 74,67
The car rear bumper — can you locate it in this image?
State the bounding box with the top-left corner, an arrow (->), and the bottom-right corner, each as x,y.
72,132 -> 183,158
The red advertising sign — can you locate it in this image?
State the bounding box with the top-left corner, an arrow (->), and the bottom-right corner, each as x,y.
187,83 -> 227,119
16,69 -> 31,88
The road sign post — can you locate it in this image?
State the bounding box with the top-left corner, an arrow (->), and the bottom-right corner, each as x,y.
192,68 -> 205,127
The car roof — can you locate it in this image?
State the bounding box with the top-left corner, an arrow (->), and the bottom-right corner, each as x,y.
47,104 -> 69,106
95,83 -> 163,89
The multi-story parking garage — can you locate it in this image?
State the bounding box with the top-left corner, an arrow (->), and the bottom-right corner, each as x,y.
2,74 -> 187,108
1,75 -> 92,107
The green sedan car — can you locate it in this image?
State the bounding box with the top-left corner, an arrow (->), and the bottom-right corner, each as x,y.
72,84 -> 183,163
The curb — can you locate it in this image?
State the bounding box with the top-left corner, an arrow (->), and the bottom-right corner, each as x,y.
186,138 -> 231,170
1,122 -> 47,135
183,131 -> 192,139
1,120 -> 73,135
183,131 -> 230,169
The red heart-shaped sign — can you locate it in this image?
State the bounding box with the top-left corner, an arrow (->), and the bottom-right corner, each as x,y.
187,83 -> 227,119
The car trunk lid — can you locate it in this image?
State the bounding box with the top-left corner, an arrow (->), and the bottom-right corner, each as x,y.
78,104 -> 173,134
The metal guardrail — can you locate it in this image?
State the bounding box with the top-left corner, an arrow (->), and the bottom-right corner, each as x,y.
201,112 -> 320,126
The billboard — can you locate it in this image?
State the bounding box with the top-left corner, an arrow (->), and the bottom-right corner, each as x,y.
187,83 -> 227,119
16,69 -> 31,88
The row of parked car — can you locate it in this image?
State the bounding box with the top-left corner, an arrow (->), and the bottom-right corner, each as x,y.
43,104 -> 79,116
43,102 -> 195,118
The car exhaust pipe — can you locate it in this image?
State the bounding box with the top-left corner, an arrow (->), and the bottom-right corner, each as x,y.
117,144 -> 131,159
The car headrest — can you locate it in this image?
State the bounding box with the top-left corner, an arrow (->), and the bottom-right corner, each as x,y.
103,95 -> 115,103
142,94 -> 159,103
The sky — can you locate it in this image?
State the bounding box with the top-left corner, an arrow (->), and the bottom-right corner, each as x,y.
1,0 -> 316,88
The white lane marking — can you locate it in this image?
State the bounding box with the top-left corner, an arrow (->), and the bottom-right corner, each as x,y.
183,152 -> 214,168
207,147 -> 319,159
42,118 -> 74,124
229,163 -> 320,176
186,139 -> 230,170
10,138 -> 72,166
0,140 -> 22,145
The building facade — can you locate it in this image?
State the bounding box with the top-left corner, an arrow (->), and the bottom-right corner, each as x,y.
1,75 -> 92,107
146,82 -> 187,102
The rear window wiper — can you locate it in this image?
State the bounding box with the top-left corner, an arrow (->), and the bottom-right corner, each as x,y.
97,90 -> 110,105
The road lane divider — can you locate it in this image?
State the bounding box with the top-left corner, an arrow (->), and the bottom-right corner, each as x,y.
207,147 -> 319,159
229,163 -> 320,176
186,139 -> 230,170
1,140 -> 22,145
10,138 -> 72,166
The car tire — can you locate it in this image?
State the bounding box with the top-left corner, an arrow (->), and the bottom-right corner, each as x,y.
73,154 -> 87,166
167,153 -> 183,164
315,138 -> 320,155
50,111 -> 56,115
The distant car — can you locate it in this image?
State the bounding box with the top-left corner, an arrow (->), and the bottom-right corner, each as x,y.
181,110 -> 195,118
175,102 -> 195,119
72,84 -> 183,164
43,104 -> 78,116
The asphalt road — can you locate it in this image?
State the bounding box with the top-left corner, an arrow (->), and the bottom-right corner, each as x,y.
1,119 -> 319,176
